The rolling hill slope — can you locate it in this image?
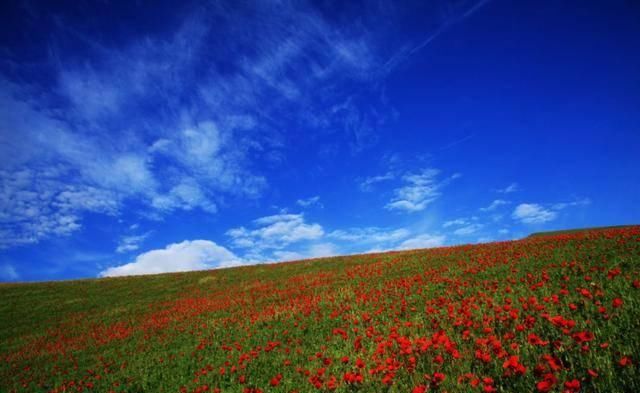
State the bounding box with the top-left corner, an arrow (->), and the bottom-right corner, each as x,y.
1,226 -> 639,392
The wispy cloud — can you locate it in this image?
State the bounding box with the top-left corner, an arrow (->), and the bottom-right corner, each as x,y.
115,232 -> 152,254
359,172 -> 395,191
0,263 -> 19,281
328,227 -> 410,244
386,169 -> 458,212
1,1 -> 420,248
273,243 -> 338,262
0,167 -> 118,248
443,218 -> 471,228
552,198 -> 591,210
1,0 -> 492,251
480,199 -> 510,212
496,183 -> 519,194
453,223 -> 484,236
296,196 -> 322,208
512,203 -> 557,224
397,234 -> 446,250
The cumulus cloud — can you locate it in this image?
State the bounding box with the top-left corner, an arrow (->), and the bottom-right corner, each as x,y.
386,169 -> 457,212
100,240 -> 242,277
397,234 -> 446,250
227,214 -> 324,250
512,203 -> 557,224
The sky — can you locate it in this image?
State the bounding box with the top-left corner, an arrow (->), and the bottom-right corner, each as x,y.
1,0 -> 639,282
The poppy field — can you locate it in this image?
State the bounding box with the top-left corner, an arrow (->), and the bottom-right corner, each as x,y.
1,226 -> 639,393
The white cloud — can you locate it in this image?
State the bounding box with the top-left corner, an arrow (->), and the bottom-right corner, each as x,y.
552,198 -> 591,210
227,214 -> 324,250
296,196 -> 322,208
1,2 -> 492,249
100,240 -> 242,277
328,227 -> 410,243
151,178 -> 217,214
273,243 -> 338,262
0,168 -> 118,247
0,264 -> 19,281
480,199 -> 510,212
359,172 -> 395,191
497,183 -> 519,193
386,169 -> 456,212
397,234 -> 446,250
115,232 -> 151,254
443,218 -> 468,228
512,203 -> 557,224
453,224 -> 483,236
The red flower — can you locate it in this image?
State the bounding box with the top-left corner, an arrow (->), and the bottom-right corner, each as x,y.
503,355 -> 527,376
564,379 -> 580,392
612,298 -> 623,308
619,356 -> 633,367
433,372 -> 446,384
412,385 -> 427,393
572,331 -> 594,343
269,374 -> 282,386
537,373 -> 557,392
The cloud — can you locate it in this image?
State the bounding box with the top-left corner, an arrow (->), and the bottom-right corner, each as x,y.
453,224 -> 484,236
296,196 -> 322,208
386,169 -> 457,212
512,197 -> 590,225
552,198 -> 591,210
497,183 -> 519,193
115,232 -> 151,254
480,199 -> 510,212
0,167 -> 118,247
273,243 -> 338,262
0,264 -> 19,281
443,218 -> 469,228
328,227 -> 410,243
359,172 -> 395,191
512,203 -> 557,224
151,178 -> 217,214
100,240 -> 242,277
227,214 -> 324,250
1,1 -> 492,249
397,234 -> 446,250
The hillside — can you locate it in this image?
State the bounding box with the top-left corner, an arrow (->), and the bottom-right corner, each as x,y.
1,226 -> 639,392
527,225 -> 638,238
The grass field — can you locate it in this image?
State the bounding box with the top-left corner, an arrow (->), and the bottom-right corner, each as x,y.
1,227 -> 639,392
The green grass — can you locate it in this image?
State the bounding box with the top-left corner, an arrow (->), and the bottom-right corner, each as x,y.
1,226 -> 639,393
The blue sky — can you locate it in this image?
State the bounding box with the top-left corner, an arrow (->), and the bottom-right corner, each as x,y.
1,0 -> 639,282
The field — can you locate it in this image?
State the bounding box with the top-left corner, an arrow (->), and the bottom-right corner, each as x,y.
1,227 -> 639,393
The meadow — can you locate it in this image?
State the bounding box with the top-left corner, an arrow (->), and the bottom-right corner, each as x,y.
1,227 -> 639,392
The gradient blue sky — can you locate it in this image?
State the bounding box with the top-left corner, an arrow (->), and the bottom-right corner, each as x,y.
1,0 -> 639,282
